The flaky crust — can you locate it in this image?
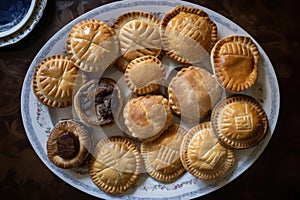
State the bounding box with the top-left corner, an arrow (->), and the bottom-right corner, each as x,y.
160,6 -> 218,64
32,54 -> 78,108
211,94 -> 268,149
211,35 -> 260,92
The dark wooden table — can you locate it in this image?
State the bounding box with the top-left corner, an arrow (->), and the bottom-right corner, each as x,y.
0,0 -> 299,199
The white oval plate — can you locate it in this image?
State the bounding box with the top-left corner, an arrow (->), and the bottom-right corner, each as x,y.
21,0 -> 280,199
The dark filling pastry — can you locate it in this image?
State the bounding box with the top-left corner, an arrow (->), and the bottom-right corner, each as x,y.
57,131 -> 80,159
95,81 -> 115,125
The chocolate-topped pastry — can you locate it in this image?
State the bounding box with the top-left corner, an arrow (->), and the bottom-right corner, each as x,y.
47,119 -> 91,169
74,78 -> 122,127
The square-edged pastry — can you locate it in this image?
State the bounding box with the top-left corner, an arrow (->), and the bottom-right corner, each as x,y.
32,54 -> 78,108
211,35 -> 260,92
67,19 -> 119,73
160,6 -> 218,64
112,11 -> 161,72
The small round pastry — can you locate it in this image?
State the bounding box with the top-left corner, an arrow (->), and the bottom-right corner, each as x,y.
123,95 -> 173,142
180,122 -> 235,180
141,124 -> 187,182
66,19 -> 119,73
211,35 -> 260,92
112,11 -> 161,72
211,94 -> 268,149
32,54 -> 78,108
125,55 -> 165,95
168,66 -> 223,121
160,5 -> 218,64
89,136 -> 142,195
73,78 -> 122,127
47,119 -> 91,169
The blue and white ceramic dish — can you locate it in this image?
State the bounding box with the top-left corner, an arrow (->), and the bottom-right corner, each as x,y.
0,0 -> 47,46
21,0 -> 280,199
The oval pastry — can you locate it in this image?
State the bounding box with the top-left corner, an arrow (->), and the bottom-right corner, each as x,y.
141,124 -> 187,182
168,66 -> 223,122
123,95 -> 173,142
125,55 -> 165,95
211,35 -> 260,92
180,122 -> 235,180
47,119 -> 91,169
32,54 -> 78,108
112,11 -> 161,72
89,136 -> 142,195
73,78 -> 122,127
160,5 -> 218,64
211,94 -> 268,149
67,19 -> 119,73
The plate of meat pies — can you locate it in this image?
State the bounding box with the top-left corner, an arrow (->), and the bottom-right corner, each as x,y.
21,0 -> 280,199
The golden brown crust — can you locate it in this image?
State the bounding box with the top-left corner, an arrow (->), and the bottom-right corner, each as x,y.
125,55 -> 165,95
46,119 -> 91,169
168,66 -> 223,121
66,19 -> 119,73
160,5 -> 218,64
211,94 -> 268,149
180,122 -> 235,180
123,95 -> 173,142
112,11 -> 161,71
89,136 -> 142,195
141,124 -> 187,182
211,35 -> 260,92
32,54 -> 78,108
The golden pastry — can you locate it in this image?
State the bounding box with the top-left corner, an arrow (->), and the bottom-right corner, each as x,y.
211,94 -> 268,149
211,35 -> 260,92
168,66 -> 223,122
123,95 -> 173,142
141,124 -> 187,182
89,136 -> 142,194
66,19 -> 119,73
47,119 -> 91,169
125,55 -> 165,95
32,54 -> 78,108
180,122 -> 235,180
112,11 -> 161,72
160,5 -> 218,64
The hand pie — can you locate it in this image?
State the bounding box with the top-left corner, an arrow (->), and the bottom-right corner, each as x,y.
160,6 -> 217,64
180,122 -> 235,180
168,66 -> 223,122
32,54 -> 78,108
67,19 -> 119,73
112,11 -> 161,72
73,78 -> 122,127
211,94 -> 268,149
141,124 -> 187,182
211,35 -> 260,92
89,136 -> 142,195
125,55 -> 165,95
47,119 -> 91,169
123,95 -> 173,142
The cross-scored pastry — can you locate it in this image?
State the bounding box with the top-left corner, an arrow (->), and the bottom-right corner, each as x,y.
180,122 -> 235,180
89,136 -> 142,195
141,124 -> 187,182
112,11 -> 161,72
160,5 -> 218,64
168,66 -> 223,122
67,19 -> 119,73
123,95 -> 173,142
47,119 -> 91,169
211,35 -> 260,92
32,54 -> 78,108
73,78 -> 122,127
125,55 -> 165,95
211,94 -> 268,149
